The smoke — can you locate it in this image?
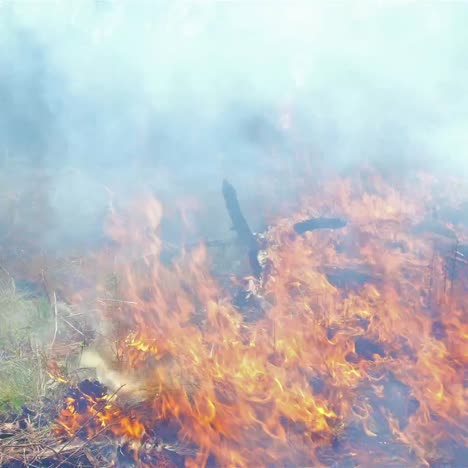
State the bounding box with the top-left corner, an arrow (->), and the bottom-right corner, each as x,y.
1,1 -> 467,245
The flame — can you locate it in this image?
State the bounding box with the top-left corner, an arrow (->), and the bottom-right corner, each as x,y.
55,172 -> 467,466
47,360 -> 69,384
55,380 -> 146,442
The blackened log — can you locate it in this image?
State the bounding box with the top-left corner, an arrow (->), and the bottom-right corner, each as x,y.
222,180 -> 258,251
222,180 -> 262,277
294,217 -> 347,234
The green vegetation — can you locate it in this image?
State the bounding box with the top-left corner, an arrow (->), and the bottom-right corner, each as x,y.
0,272 -> 53,412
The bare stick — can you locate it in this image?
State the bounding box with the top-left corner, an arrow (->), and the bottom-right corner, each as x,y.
60,316 -> 85,337
51,291 -> 59,349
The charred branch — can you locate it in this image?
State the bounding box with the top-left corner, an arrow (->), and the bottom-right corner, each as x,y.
222,180 -> 262,277
294,217 -> 347,234
222,180 -> 258,251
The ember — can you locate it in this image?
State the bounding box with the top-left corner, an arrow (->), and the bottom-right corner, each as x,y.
55,379 -> 145,441
51,172 -> 466,467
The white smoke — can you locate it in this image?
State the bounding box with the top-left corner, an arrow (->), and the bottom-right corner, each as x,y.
0,1 -> 467,244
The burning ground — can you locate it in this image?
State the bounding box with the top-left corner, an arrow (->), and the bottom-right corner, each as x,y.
0,170 -> 466,467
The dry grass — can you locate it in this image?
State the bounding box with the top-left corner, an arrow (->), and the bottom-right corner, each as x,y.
0,267 -> 83,414
0,272 -> 48,411
0,267 -> 97,466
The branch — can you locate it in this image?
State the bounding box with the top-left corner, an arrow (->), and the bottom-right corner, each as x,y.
222,180 -> 262,277
293,217 -> 347,234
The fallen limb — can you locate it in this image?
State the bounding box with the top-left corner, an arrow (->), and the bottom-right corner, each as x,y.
294,217 -> 347,234
222,180 -> 262,277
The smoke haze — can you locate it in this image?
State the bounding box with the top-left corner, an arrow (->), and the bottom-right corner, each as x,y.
1,1 -> 467,246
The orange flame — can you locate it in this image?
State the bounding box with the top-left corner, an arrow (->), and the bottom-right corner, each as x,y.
56,172 -> 467,466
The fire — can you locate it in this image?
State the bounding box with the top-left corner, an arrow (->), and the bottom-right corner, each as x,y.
55,380 -> 145,441
55,172 -> 466,466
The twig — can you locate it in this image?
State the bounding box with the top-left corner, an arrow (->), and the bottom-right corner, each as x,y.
35,340 -> 46,399
2,441 -> 86,465
0,425 -> 86,466
97,298 -> 137,305
55,424 -> 118,468
51,291 -> 59,349
60,316 -> 85,337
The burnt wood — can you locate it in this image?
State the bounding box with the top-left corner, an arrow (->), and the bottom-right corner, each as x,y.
222,180 -> 262,277
294,217 -> 347,234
